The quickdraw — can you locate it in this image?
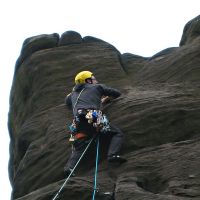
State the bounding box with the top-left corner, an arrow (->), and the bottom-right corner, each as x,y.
68,119 -> 77,142
85,109 -> 110,133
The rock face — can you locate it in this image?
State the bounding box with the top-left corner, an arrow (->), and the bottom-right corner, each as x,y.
8,15 -> 200,200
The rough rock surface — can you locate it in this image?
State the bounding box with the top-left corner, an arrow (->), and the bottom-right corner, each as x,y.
8,15 -> 200,200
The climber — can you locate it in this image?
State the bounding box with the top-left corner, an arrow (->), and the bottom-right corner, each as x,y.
64,70 -> 126,176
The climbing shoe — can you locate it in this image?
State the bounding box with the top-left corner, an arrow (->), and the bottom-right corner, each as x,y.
64,168 -> 75,177
108,155 -> 127,164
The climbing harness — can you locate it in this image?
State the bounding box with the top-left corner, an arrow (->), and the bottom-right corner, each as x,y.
92,135 -> 100,200
52,137 -> 94,200
68,109 -> 110,143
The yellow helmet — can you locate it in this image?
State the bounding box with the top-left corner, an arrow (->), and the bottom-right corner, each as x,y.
75,71 -> 93,84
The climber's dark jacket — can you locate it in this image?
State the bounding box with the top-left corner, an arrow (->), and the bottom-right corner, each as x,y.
65,83 -> 121,116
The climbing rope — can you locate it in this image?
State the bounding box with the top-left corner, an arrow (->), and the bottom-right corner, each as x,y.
92,135 -> 100,200
52,137 -> 94,200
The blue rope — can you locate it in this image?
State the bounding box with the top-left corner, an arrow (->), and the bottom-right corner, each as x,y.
92,135 -> 100,200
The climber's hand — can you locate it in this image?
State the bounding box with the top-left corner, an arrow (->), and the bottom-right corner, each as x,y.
101,96 -> 111,104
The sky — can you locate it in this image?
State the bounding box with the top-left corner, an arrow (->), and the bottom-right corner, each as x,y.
0,0 -> 199,199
